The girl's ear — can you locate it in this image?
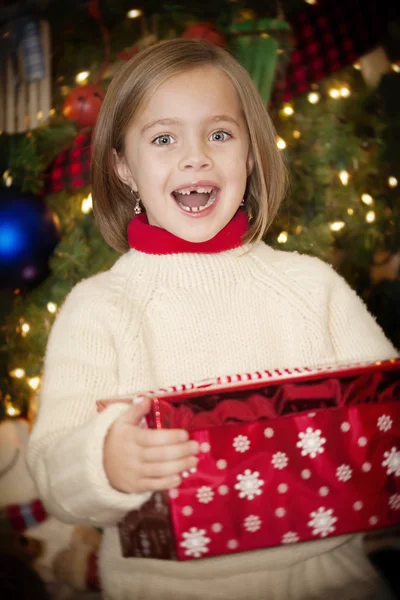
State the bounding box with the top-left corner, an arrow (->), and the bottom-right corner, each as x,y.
246,148 -> 255,177
113,149 -> 138,192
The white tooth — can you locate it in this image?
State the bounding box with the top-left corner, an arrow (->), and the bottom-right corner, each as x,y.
191,206 -> 199,212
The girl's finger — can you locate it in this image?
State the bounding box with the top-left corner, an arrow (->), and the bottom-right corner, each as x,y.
141,455 -> 198,479
137,474 -> 182,493
142,440 -> 199,463
136,427 -> 189,447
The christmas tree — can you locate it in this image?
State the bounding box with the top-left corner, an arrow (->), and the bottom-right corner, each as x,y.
1,0 -> 399,422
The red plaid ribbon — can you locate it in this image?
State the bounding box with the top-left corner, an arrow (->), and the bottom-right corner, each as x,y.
45,131 -> 92,193
283,0 -> 388,99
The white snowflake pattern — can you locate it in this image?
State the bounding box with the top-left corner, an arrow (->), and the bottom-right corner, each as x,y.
169,488 -> 179,499
182,506 -> 193,516
319,486 -> 329,497
389,494 -> 400,510
264,427 -> 274,438
180,527 -> 211,558
308,507 -> 338,538
275,507 -> 286,518
233,435 -> 251,453
200,442 -> 211,453
196,486 -> 214,504
340,422 -> 351,432
362,462 -> 372,473
243,515 -> 262,532
297,428 -> 326,458
235,469 -> 264,500
358,437 -> 368,447
369,516 -> 378,526
382,447 -> 400,476
218,485 -> 229,496
301,469 -> 312,480
227,539 -> 239,550
377,414 -> 393,432
278,483 -> 289,494
271,451 -> 289,470
353,501 -> 363,511
212,523 -> 223,533
282,531 -> 300,544
216,459 -> 227,470
336,464 -> 353,482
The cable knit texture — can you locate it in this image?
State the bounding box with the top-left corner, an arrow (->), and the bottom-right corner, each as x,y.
27,241 -> 398,600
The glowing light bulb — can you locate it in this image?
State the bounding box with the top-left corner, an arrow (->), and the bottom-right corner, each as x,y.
81,194 -> 93,214
388,176 -> 398,188
329,89 -> 340,99
305,0 -> 317,4
360,193 -> 374,207
6,404 -> 21,417
282,105 -> 294,116
47,302 -> 57,314
392,64 -> 400,73
21,323 -> 30,337
75,71 -> 90,85
339,170 -> 350,185
340,87 -> 351,98
277,137 -> 286,150
366,211 -> 375,223
353,63 -> 361,70
293,130 -> 301,139
127,8 -> 143,18
308,92 -> 320,104
330,221 -> 345,232
10,368 -> 25,379
347,208 -> 354,215
3,169 -> 13,187
277,231 -> 288,244
28,376 -> 41,391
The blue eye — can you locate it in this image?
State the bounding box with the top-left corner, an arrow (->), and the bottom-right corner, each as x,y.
153,135 -> 174,145
209,130 -> 231,142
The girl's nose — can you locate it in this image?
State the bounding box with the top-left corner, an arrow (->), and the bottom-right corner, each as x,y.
179,141 -> 213,171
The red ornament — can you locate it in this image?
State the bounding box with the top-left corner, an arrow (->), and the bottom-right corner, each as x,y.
182,22 -> 225,48
63,84 -> 105,129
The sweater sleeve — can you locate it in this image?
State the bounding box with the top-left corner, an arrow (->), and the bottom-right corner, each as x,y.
27,276 -> 150,527
326,265 -> 398,364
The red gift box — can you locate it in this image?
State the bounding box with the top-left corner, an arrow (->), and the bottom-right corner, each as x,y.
97,359 -> 400,560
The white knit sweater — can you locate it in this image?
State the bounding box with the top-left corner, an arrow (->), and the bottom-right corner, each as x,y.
28,242 -> 398,600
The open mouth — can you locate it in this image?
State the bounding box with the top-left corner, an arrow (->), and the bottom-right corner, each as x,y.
172,185 -> 219,213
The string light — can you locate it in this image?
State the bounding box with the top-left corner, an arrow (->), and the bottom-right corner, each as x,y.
388,176 -> 398,188
338,170 -> 350,185
50,109 -> 56,116
361,194 -> 373,205
281,104 -> 294,117
292,130 -> 301,139
392,64 -> 400,73
5,397 -> 21,417
3,169 -> 13,187
276,137 -> 286,150
277,231 -> 288,244
21,322 -> 30,337
366,211 -> 376,223
75,71 -> 90,84
28,376 -> 41,391
340,87 -> 351,98
47,302 -> 57,314
329,88 -> 340,99
81,194 -> 93,214
10,368 -> 25,379
37,111 -> 43,121
308,92 -> 320,104
127,8 -> 143,18
305,0 -> 317,4
347,208 -> 354,215
353,63 -> 361,70
330,221 -> 345,232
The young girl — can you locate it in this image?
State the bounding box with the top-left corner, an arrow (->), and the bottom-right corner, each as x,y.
28,39 -> 398,600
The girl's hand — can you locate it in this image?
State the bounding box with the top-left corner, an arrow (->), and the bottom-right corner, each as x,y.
103,397 -> 199,494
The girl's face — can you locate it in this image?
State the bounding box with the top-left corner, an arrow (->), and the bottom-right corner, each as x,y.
116,65 -> 254,243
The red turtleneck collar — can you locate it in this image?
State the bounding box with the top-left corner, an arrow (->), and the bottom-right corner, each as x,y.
127,210 -> 248,255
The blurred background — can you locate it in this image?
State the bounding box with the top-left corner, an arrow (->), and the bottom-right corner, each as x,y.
0,0 -> 399,597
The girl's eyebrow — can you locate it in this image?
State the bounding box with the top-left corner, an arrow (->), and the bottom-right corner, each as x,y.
141,114 -> 240,134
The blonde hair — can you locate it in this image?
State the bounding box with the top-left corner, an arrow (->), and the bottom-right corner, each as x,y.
92,38 -> 287,252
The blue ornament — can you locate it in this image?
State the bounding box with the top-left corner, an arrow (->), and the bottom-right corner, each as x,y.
0,189 -> 60,290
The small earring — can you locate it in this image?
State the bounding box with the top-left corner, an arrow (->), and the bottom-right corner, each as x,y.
131,188 -> 141,215
240,198 -> 245,207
